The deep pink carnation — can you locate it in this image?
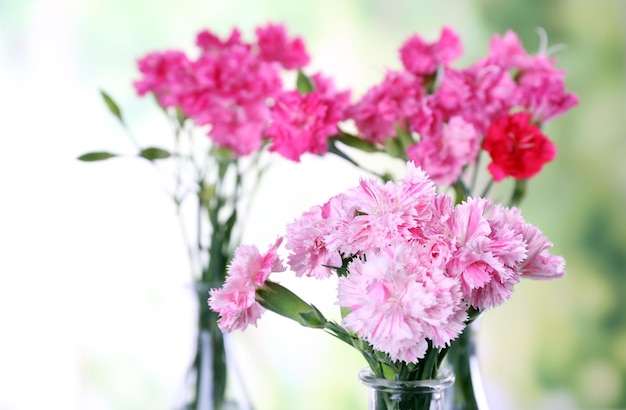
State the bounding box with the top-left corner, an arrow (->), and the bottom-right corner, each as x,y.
399,27 -> 462,75
482,30 -> 578,123
515,64 -> 579,123
196,28 -> 244,53
255,23 -> 310,69
266,86 -> 344,161
348,70 -> 424,144
133,51 -> 193,108
453,64 -> 517,134
407,116 -> 479,185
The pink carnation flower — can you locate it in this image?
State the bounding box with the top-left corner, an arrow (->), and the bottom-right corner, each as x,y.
266,91 -> 329,161
515,64 -> 579,123
483,30 -> 578,123
255,23 -> 310,69
134,25 -> 316,157
455,64 -> 517,134
407,116 -> 480,186
266,75 -> 349,161
484,30 -> 531,70
348,70 -> 424,144
286,197 -> 344,279
399,26 -> 463,75
196,28 -> 244,53
487,204 -> 565,280
443,198 -> 528,310
208,238 -> 286,332
338,244 -> 466,362
326,163 -> 436,255
133,51 -> 193,108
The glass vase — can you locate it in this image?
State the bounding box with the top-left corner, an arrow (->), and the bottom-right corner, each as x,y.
445,319 -> 489,410
359,366 -> 455,410
179,283 -> 252,410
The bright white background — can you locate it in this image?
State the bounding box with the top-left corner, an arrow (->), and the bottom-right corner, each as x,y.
2,1 -> 623,409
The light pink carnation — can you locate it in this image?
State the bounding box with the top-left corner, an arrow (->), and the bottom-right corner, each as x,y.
487,204 -> 565,280
443,198 -> 528,310
286,197 -> 344,279
208,238 -> 285,332
326,163 -> 436,255
338,244 -> 466,363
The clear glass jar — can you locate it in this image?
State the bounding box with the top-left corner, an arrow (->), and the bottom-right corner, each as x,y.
359,366 -> 455,410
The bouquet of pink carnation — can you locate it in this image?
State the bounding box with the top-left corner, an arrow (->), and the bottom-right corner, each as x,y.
209,162 -> 564,408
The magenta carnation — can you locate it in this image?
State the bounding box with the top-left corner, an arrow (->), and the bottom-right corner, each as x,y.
255,23 -> 310,69
399,26 -> 463,75
266,75 -> 349,161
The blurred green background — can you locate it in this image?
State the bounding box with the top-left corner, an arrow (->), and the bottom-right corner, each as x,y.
1,0 -> 624,409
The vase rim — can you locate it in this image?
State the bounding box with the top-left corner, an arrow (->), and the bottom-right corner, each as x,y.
358,366 -> 455,392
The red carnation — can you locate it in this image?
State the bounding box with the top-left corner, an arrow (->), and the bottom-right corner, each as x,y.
482,112 -> 556,181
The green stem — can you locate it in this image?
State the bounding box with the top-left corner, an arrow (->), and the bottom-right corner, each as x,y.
509,178 -> 527,207
453,178 -> 471,205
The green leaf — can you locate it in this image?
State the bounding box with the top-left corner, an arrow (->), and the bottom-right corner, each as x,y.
296,70 -> 315,94
334,134 -> 379,153
138,147 -> 171,161
100,90 -> 124,124
77,151 -> 118,162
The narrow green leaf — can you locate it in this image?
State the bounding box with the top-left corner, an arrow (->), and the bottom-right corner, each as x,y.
334,134 -> 379,153
100,90 -> 124,124
77,151 -> 118,162
138,147 -> 171,161
296,70 -> 315,94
